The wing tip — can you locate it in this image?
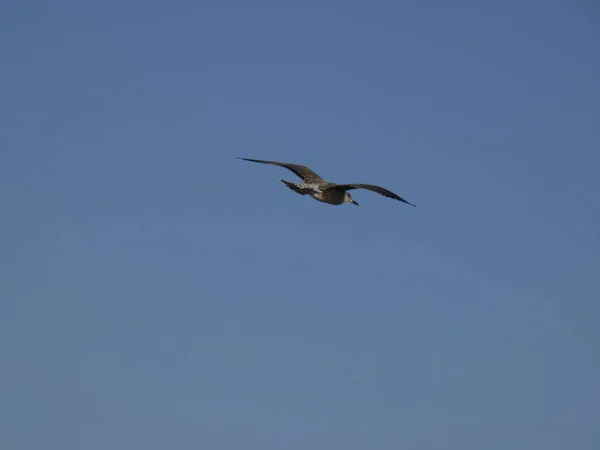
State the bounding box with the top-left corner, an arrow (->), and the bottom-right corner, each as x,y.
397,197 -> 417,207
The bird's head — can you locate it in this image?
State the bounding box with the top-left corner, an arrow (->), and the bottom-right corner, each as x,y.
344,193 -> 359,206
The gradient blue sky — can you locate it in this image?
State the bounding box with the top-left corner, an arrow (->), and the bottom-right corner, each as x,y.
1,1 -> 599,449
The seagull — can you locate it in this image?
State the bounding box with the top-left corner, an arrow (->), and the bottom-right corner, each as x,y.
237,157 -> 416,207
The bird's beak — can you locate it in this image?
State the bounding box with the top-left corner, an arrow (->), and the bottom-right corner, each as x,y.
351,200 -> 359,206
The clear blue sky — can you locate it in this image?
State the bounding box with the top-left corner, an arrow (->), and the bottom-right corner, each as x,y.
1,1 -> 599,449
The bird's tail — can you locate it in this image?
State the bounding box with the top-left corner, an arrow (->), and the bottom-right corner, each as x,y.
281,179 -> 308,195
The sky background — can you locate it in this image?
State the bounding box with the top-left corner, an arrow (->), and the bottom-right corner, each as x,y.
1,1 -> 599,449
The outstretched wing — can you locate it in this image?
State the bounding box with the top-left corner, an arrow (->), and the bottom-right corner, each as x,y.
327,183 -> 417,207
237,157 -> 325,183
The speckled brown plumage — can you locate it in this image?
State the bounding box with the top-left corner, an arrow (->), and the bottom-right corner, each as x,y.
238,157 -> 416,207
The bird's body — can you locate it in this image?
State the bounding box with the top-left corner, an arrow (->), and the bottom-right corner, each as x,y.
281,180 -> 346,204
237,157 -> 417,207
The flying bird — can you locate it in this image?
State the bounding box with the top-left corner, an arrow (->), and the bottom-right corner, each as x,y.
237,157 -> 416,207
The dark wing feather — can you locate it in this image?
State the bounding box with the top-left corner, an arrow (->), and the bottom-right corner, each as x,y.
237,157 -> 325,183
328,183 -> 417,207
